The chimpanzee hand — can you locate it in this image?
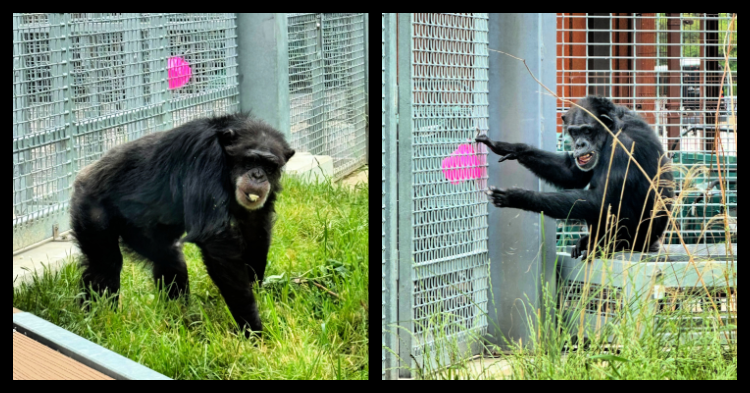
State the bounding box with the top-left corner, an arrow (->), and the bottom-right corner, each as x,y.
485,186 -> 526,208
475,134 -> 519,162
570,235 -> 589,259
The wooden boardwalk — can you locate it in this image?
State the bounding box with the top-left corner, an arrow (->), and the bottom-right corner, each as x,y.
13,308 -> 113,380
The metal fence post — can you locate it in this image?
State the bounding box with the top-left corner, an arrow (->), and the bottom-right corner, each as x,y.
382,13 -> 399,381
235,13 -> 290,137
486,13 -> 558,351
396,13 -> 415,378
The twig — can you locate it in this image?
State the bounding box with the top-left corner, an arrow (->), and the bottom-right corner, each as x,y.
292,278 -> 341,299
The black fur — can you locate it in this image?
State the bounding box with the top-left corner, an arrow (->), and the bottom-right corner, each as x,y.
71,113 -> 295,338
476,96 -> 673,258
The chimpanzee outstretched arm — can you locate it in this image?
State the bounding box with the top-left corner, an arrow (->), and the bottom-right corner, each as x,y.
476,134 -> 592,189
485,186 -> 600,221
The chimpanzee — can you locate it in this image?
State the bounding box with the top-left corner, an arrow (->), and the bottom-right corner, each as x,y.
71,113 -> 295,338
475,96 -> 673,259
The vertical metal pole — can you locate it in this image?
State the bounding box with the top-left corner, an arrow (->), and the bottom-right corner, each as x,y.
383,13 -> 399,381
235,13 -> 290,137
396,12 -> 414,378
486,13 -> 557,351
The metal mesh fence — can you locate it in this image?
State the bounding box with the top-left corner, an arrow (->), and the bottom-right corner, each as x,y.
406,13 -> 490,361
287,13 -> 367,180
555,13 -> 737,250
13,13 -> 239,251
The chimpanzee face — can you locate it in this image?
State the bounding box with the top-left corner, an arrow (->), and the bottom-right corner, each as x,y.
220,122 -> 295,211
233,150 -> 280,210
561,101 -> 612,172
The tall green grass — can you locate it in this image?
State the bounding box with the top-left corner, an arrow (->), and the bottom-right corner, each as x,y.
13,175 -> 369,380
390,248 -> 736,380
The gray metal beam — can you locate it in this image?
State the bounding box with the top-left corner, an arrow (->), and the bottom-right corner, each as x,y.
235,13 -> 290,137
486,13 -> 558,351
14,312 -> 171,380
382,13 -> 399,381
396,12 -> 414,378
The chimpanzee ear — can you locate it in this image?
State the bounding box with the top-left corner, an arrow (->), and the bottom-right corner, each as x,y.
218,129 -> 236,145
599,113 -> 613,128
284,148 -> 295,162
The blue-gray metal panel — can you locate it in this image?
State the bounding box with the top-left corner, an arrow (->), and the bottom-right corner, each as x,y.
396,13 -> 415,377
486,13 -> 558,351
399,13 -> 490,377
381,12 -> 399,381
237,13 -> 289,135
14,312 -> 171,380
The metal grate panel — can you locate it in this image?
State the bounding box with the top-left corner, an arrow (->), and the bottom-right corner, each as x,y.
407,13 -> 490,358
287,13 -> 367,180
555,13 -> 737,250
13,13 -> 239,251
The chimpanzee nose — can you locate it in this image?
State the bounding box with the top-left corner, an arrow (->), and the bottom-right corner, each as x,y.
250,168 -> 265,180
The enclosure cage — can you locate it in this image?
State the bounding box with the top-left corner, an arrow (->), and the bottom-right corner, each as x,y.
13,13 -> 368,252
554,13 -> 738,251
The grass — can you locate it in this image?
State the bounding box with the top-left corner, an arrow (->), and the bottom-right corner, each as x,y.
390,249 -> 736,380
13,174 -> 369,380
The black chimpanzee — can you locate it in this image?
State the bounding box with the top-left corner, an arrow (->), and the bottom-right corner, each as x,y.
71,113 -> 295,338
475,96 -> 673,259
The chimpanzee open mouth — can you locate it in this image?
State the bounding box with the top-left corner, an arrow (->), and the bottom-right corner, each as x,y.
577,152 -> 594,165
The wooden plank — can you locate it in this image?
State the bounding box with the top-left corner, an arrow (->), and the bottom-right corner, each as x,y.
13,332 -> 113,380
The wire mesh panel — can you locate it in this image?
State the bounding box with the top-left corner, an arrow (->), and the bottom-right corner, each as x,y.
13,13 -> 239,251
165,14 -> 239,124
288,13 -> 323,157
287,13 -> 367,179
69,13 -> 239,177
555,13 -> 737,250
402,13 -> 490,365
13,14 -> 70,250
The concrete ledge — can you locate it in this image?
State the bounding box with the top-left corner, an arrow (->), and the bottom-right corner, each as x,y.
285,152 -> 333,183
13,312 -> 171,380
13,240 -> 79,289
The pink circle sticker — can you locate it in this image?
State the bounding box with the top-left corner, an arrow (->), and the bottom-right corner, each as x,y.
441,144 -> 482,185
168,56 -> 192,90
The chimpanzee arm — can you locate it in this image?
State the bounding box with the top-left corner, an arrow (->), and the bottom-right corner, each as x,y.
486,186 -> 600,221
198,232 -> 263,338
476,135 -> 592,189
239,216 -> 272,286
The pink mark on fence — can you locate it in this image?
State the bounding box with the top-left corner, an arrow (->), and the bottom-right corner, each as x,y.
167,56 -> 192,90
441,144 -> 482,185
